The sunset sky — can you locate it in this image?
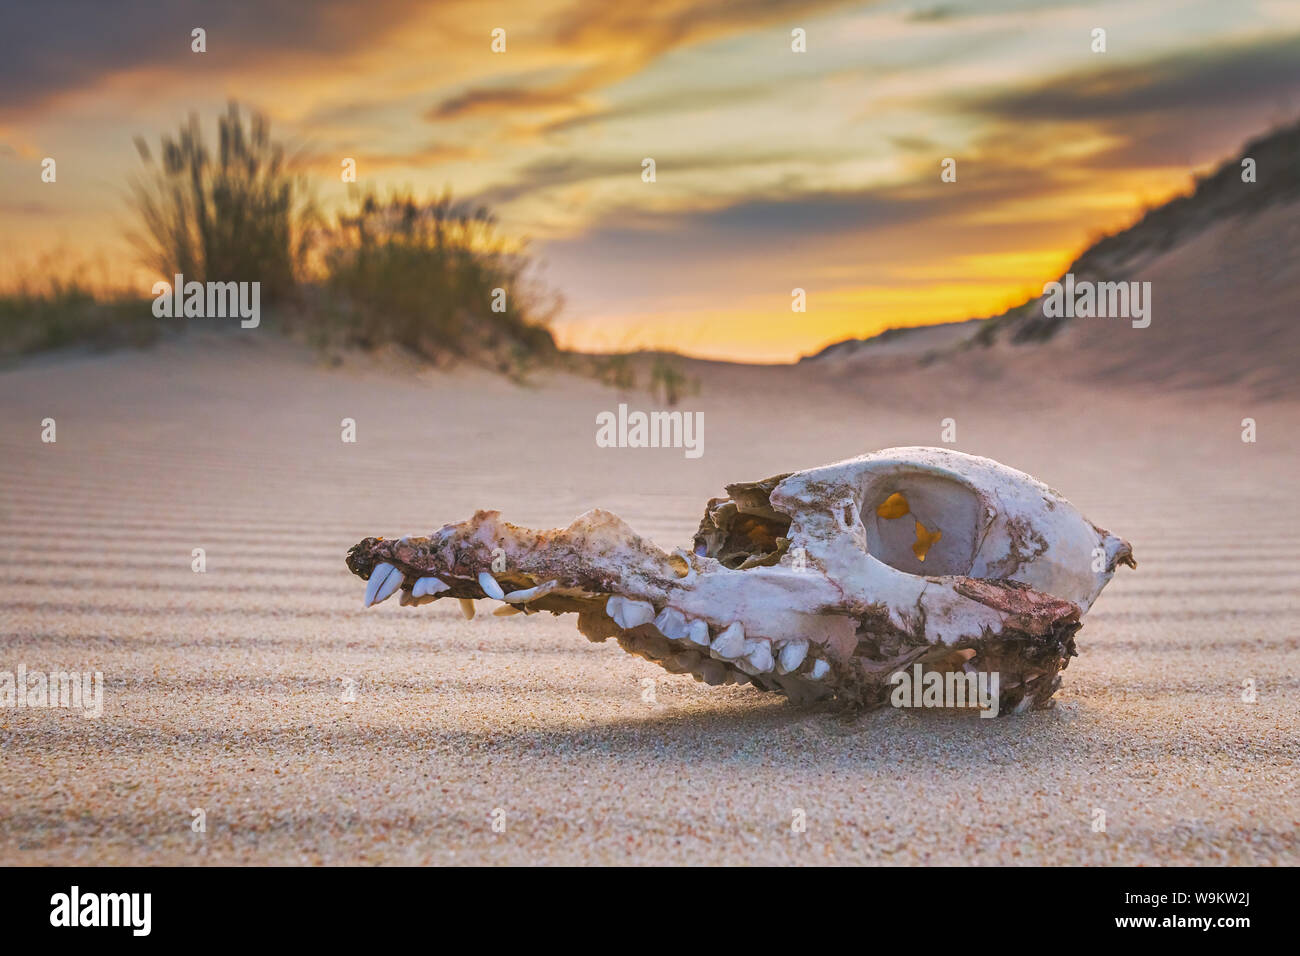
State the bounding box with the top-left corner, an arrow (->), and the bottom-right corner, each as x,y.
3,0 -> 1299,361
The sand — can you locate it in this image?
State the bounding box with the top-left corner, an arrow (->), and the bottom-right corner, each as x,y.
0,331 -> 1296,866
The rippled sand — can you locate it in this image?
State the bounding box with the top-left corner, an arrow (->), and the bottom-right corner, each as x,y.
0,335 -> 1295,865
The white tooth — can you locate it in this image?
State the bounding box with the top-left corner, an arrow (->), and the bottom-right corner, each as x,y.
808,659 -> 830,681
653,607 -> 689,641
363,562 -> 396,607
368,565 -> 404,607
622,599 -> 655,628
686,619 -> 711,648
413,576 -> 451,598
709,621 -> 745,660
458,598 -> 476,620
478,571 -> 505,600
493,604 -> 523,616
777,640 -> 808,675
742,639 -> 774,674
1013,695 -> 1034,715
607,595 -> 654,629
504,580 -> 558,604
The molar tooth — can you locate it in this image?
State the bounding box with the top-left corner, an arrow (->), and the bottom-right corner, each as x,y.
777,640 -> 808,675
458,598 -> 476,620
363,562 -> 396,607
742,639 -> 774,674
607,595 -> 654,629
709,621 -> 745,660
653,607 -> 689,641
686,619 -> 711,648
478,571 -> 505,600
808,659 -> 830,681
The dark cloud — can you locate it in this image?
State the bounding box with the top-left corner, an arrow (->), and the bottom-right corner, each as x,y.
0,0 -> 422,120
427,87 -> 583,120
968,33 -> 1300,121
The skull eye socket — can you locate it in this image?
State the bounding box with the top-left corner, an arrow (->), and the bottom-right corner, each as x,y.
862,476 -> 980,576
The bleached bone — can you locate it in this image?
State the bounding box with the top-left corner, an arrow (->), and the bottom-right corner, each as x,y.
345,447 -> 1134,714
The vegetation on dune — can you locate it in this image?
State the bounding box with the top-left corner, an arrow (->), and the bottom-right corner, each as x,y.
129,102 -> 311,303
0,276 -> 157,357
1,101 -> 692,396
301,189 -> 560,376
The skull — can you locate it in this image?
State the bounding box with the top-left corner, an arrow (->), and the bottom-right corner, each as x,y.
346,447 -> 1134,714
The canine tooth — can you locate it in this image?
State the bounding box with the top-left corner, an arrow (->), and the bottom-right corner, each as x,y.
653,607 -> 689,641
493,604 -> 523,616
458,598 -> 476,620
413,576 -> 451,598
363,562 -> 396,607
808,659 -> 830,681
686,618 -> 711,648
777,640 -> 808,674
742,639 -> 774,673
478,571 -> 505,600
709,621 -> 745,660
366,565 -> 404,607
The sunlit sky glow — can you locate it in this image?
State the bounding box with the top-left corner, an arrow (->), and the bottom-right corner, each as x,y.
3,0 -> 1299,361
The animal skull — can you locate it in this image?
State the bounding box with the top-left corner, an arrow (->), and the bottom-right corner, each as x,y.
346,447 -> 1134,714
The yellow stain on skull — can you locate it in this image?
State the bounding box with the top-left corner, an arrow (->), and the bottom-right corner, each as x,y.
912,520 -> 942,562
876,492 -> 910,519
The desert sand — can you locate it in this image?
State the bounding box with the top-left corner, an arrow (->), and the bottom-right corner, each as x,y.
0,310 -> 1296,865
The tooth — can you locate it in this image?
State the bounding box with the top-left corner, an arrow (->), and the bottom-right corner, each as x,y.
363,562 -> 396,607
493,604 -> 523,616
709,621 -> 745,660
742,639 -> 774,673
686,619 -> 711,648
365,564 -> 404,607
504,580 -> 558,603
808,659 -> 830,681
413,576 -> 451,598
458,598 -> 476,620
653,607 -> 689,641
777,640 -> 808,674
478,571 -> 505,600
399,590 -> 415,607
607,595 -> 654,629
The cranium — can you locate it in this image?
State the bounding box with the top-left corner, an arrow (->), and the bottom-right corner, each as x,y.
345,447 -> 1134,714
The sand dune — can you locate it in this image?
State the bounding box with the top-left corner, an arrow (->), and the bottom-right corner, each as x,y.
0,334 -> 1295,865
